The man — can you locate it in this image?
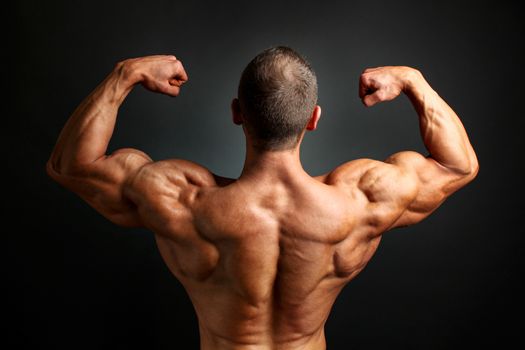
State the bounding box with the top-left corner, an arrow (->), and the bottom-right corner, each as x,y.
47,47 -> 478,349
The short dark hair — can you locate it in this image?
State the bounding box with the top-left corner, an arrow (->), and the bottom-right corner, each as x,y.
238,46 -> 318,151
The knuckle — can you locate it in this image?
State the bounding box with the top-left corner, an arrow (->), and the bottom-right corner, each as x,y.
376,89 -> 386,99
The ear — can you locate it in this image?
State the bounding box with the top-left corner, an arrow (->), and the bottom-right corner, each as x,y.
306,105 -> 321,131
231,98 -> 243,125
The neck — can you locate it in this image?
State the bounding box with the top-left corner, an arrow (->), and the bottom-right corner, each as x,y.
240,144 -> 309,181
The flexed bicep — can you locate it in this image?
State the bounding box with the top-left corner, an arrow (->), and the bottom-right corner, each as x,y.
47,55 -> 188,227
353,66 -> 478,231
383,151 -> 475,230
47,148 -> 152,227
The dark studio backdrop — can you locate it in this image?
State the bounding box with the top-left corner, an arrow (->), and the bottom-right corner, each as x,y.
11,0 -> 524,348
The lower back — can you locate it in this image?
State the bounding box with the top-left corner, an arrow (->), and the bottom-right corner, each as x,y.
199,326 -> 328,350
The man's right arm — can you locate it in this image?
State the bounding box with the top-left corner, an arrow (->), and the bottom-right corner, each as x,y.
334,67 -> 479,231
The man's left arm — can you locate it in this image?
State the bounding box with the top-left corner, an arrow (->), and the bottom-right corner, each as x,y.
47,55 -> 188,227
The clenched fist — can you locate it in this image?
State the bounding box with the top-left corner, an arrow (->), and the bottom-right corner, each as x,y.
119,55 -> 189,97
359,66 -> 421,107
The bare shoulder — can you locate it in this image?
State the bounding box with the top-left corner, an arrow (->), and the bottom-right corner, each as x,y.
319,158 -> 382,186
124,159 -> 230,202
140,159 -> 227,185
319,157 -> 419,219
322,156 -> 417,190
320,158 -> 407,191
123,159 -> 234,235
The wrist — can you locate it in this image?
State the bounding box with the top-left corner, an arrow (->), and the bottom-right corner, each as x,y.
103,60 -> 140,105
401,67 -> 431,98
114,59 -> 143,87
401,67 -> 422,91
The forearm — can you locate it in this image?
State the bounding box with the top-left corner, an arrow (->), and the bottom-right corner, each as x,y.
48,62 -> 139,175
404,71 -> 478,175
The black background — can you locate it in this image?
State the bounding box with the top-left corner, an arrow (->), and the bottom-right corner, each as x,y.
12,1 -> 524,349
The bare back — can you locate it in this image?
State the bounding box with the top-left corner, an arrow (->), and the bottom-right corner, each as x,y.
47,56 -> 478,350
125,159 -> 405,349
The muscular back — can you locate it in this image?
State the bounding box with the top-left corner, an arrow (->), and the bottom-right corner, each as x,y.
47,56 -> 478,349
125,158 -> 412,348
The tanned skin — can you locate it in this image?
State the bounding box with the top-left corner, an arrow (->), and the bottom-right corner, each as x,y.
47,55 -> 478,349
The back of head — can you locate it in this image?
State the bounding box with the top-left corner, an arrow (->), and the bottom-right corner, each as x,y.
238,46 -> 318,151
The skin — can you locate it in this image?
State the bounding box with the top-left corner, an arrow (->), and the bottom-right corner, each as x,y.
47,55 -> 479,349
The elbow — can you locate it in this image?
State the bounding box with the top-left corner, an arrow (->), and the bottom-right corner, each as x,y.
46,157 -> 86,180
469,158 -> 480,181
447,156 -> 479,183
46,158 -> 61,180
462,155 -> 479,182
46,158 -> 72,183
468,150 -> 480,178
